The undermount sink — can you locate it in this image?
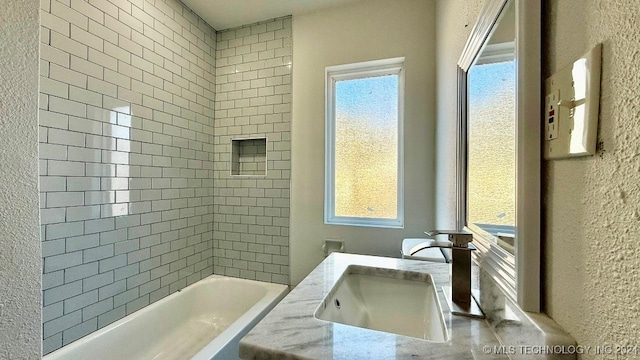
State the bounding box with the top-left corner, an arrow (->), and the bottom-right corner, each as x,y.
314,265 -> 448,342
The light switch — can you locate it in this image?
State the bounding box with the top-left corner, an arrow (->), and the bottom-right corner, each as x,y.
544,44 -> 602,159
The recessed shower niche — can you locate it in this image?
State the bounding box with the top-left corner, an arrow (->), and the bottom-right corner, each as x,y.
231,137 -> 268,176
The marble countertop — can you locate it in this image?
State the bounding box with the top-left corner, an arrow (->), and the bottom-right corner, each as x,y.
239,253 -> 508,360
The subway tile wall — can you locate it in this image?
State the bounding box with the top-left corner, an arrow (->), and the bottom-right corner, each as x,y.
213,18 -> 292,285
39,0 -> 216,354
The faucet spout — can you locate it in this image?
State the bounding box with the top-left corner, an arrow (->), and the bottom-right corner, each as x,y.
408,239 -> 452,256
424,229 -> 468,237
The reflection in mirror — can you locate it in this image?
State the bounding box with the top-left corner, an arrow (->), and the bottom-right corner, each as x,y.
466,0 -> 515,254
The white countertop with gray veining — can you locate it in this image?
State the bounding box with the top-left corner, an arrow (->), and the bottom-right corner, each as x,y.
239,253 -> 508,359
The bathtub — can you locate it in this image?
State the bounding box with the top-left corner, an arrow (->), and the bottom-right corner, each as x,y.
43,275 -> 288,360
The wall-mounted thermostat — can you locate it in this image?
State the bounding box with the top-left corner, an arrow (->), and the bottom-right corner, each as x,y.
544,44 -> 602,159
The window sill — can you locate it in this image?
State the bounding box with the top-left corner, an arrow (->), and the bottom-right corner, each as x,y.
324,217 -> 404,229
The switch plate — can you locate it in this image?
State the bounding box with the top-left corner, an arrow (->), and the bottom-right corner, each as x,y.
544,44 -> 602,159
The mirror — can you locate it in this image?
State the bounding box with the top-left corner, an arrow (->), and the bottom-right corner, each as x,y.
457,0 -> 541,312
467,1 -> 515,254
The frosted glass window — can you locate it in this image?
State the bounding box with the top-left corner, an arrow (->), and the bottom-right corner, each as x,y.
467,59 -> 515,250
325,59 -> 404,228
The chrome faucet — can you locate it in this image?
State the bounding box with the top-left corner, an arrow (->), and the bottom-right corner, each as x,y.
410,230 -> 484,318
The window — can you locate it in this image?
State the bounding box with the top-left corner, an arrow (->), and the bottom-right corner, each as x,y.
325,58 -> 404,228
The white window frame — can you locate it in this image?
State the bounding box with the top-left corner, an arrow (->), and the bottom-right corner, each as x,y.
324,57 -> 405,228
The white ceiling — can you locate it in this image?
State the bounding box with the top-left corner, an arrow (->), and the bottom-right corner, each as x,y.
180,0 -> 364,31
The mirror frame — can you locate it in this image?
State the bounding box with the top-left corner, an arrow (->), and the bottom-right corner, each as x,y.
456,0 -> 540,312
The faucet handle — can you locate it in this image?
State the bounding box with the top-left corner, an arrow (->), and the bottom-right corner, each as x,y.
425,230 -> 473,248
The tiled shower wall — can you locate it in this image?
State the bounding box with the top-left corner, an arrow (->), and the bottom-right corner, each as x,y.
39,0 -> 215,354
213,18 -> 292,284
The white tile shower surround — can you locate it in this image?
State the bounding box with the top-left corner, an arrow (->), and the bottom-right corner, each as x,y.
39,1 -> 291,354
39,0 -> 221,354
212,18 -> 292,285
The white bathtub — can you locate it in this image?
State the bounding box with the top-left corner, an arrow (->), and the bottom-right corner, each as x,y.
43,275 -> 288,360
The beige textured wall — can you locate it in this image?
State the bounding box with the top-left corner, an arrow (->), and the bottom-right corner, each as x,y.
543,0 -> 640,355
0,0 -> 42,358
290,0 -> 436,285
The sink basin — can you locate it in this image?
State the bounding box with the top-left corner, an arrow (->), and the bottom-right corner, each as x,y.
314,265 -> 448,342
